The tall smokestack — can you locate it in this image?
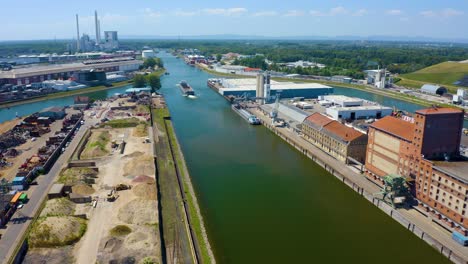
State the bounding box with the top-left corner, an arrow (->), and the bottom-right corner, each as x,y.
76,14 -> 80,52
95,10 -> 101,43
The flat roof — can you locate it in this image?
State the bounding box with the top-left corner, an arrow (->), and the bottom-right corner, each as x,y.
370,116 -> 414,142
0,59 -> 143,79
222,78 -> 331,89
328,105 -> 393,111
49,183 -> 65,194
416,107 -> 463,115
433,160 -> 468,182
323,95 -> 363,102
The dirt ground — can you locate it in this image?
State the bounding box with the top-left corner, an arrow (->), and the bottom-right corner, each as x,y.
73,126 -> 160,264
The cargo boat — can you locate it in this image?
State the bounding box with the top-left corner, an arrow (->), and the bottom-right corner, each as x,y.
232,104 -> 261,125
179,81 -> 195,96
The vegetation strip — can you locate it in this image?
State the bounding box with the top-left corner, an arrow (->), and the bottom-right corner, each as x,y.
152,107 -> 215,264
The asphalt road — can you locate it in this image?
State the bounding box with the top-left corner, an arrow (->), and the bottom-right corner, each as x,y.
0,119 -> 94,263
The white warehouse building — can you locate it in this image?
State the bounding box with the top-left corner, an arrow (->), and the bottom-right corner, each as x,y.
326,105 -> 393,120
142,50 -> 157,58
319,95 -> 363,107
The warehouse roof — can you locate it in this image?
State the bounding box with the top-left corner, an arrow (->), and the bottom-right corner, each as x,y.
0,59 -> 143,79
370,116 -> 414,141
416,107 -> 463,115
305,113 -> 334,127
304,113 -> 365,142
323,121 -> 365,142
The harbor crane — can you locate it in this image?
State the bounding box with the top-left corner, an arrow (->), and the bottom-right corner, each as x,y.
270,91 -> 284,126
373,174 -> 410,208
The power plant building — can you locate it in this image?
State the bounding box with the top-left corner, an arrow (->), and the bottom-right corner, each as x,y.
365,107 -> 468,232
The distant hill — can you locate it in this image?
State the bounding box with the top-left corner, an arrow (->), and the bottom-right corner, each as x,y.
398,61 -> 468,92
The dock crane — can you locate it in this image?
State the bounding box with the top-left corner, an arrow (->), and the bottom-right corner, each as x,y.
270,91 -> 285,127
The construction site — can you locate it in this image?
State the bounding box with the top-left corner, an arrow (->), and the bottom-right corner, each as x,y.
22,94 -> 161,264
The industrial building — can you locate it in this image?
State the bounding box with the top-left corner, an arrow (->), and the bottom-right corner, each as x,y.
365,107 -> 468,232
38,107 -> 66,120
302,113 -> 368,163
142,50 -> 157,58
319,95 -> 363,107
365,69 -> 392,88
326,105 -> 393,120
0,57 -> 142,86
218,78 -> 333,100
420,84 -> 448,96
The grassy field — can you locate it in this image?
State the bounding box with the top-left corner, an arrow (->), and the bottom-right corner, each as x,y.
399,61 -> 468,92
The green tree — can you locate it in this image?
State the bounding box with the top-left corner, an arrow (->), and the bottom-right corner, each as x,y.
216,54 -> 222,61
147,74 -> 161,92
143,58 -> 157,69
133,74 -> 147,88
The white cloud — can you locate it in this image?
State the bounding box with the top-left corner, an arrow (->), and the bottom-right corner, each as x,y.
420,8 -> 463,18
252,11 -> 278,17
309,10 -> 326,17
441,8 -> 463,17
284,10 -> 305,17
353,9 -> 368,17
174,10 -> 198,17
203,8 -> 248,16
310,6 -> 359,17
399,17 -> 410,22
386,9 -> 402,16
143,8 -> 162,18
420,10 -> 436,17
101,13 -> 130,23
330,6 -> 348,16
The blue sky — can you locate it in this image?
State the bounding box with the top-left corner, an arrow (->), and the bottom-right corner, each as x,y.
1,0 -> 467,40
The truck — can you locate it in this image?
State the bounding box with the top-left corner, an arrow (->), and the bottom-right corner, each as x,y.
452,231 -> 468,246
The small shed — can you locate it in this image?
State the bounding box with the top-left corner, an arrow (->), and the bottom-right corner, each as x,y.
69,193 -> 92,204
48,183 -> 65,199
38,106 -> 66,119
421,84 -> 448,96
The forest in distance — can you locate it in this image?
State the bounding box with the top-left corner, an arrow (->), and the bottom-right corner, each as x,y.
1,39 -> 468,79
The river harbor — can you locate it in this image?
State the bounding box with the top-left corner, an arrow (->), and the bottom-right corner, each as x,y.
0,51 -> 455,263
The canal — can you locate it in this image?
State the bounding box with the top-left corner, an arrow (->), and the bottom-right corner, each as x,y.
0,51 -> 454,264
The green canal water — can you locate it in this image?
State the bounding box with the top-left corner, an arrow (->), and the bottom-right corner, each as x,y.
0,51 -> 453,264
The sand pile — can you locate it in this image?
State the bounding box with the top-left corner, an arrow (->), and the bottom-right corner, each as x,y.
72,184 -> 95,195
40,198 -> 75,217
131,175 -> 155,184
123,151 -> 144,159
23,247 -> 74,264
123,155 -> 154,177
133,183 -> 157,200
118,198 -> 157,225
29,216 -> 87,247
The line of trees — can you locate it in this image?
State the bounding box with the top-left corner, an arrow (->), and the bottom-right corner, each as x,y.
142,57 -> 164,69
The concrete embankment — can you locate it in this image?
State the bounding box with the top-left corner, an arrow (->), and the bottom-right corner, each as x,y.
249,108 -> 468,264
151,102 -> 216,264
